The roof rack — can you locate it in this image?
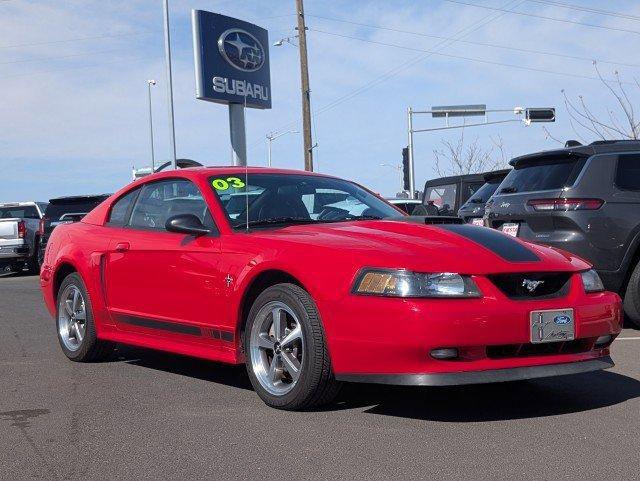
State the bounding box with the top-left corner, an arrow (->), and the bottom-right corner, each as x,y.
589,139 -> 640,145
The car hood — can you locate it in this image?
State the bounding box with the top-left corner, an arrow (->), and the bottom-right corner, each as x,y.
250,219 -> 590,274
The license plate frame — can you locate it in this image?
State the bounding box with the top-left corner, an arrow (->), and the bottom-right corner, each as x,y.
471,218 -> 484,226
501,222 -> 519,237
530,308 -> 575,344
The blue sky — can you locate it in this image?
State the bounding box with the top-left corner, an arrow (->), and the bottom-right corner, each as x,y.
2,0 -> 640,202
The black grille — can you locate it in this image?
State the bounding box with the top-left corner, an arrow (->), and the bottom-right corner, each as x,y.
487,339 -> 593,359
488,272 -> 572,299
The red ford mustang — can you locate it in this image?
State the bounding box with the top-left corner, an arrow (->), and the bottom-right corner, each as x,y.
40,167 -> 622,409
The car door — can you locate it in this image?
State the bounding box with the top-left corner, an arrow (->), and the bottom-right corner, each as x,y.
104,178 -> 225,340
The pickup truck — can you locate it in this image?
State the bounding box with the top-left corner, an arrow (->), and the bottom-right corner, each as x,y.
0,202 -> 48,273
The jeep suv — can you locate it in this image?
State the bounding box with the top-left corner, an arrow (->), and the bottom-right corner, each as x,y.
485,140 -> 640,326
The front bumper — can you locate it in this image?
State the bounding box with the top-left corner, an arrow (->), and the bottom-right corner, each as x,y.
336,356 -> 614,386
321,273 -> 622,377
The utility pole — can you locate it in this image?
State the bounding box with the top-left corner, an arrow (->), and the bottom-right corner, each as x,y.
147,80 -> 157,173
295,0 -> 313,171
162,0 -> 177,170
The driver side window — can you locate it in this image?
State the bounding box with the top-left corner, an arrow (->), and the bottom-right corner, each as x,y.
129,179 -> 215,231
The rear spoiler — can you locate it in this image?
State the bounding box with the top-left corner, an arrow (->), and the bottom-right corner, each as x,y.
399,216 -> 463,225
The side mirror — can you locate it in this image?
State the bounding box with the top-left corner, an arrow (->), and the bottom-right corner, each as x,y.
165,214 -> 210,236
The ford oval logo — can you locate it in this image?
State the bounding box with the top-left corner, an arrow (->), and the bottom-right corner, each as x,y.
218,29 -> 265,72
554,315 -> 571,325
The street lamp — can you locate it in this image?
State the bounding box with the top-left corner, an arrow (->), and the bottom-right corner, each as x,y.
147,79 -> 157,173
266,130 -> 298,167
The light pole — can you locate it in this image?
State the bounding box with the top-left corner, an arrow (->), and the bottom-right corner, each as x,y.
266,130 -> 298,167
162,0 -> 177,170
406,104 -> 555,197
147,79 -> 156,173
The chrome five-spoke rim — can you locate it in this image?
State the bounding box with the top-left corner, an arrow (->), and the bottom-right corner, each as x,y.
249,301 -> 304,396
58,285 -> 87,352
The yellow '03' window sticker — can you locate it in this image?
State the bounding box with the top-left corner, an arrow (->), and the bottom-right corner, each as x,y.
211,177 -> 246,190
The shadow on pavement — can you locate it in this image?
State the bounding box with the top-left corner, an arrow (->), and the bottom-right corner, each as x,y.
113,345 -> 253,391
334,370 -> 640,421
113,343 -> 640,421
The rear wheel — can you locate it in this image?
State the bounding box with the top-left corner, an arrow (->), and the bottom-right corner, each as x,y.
244,283 -> 341,410
624,261 -> 640,328
56,272 -> 114,361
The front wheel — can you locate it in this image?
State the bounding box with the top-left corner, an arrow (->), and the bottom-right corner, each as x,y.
244,283 -> 341,410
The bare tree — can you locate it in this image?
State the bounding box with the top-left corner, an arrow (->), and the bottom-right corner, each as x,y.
433,132 -> 508,177
561,63 -> 640,141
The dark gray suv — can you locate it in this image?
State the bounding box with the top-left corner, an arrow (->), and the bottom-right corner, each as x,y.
485,140 -> 640,326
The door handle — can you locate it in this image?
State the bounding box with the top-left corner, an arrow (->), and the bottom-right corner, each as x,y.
115,242 -> 130,253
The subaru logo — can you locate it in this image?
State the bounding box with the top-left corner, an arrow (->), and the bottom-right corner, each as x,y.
218,29 -> 265,72
522,279 -> 544,293
554,315 -> 571,325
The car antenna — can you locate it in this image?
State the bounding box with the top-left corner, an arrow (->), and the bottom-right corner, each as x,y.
244,93 -> 250,232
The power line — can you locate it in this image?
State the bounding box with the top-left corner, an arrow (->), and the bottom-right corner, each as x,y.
307,13 -> 640,69
0,54 -> 163,80
250,0 -> 526,148
0,48 -> 128,66
309,27 -> 637,85
525,0 -> 640,21
0,31 -> 150,50
442,0 -> 640,35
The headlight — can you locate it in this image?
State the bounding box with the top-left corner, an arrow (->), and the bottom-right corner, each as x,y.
352,269 -> 481,298
581,269 -> 604,293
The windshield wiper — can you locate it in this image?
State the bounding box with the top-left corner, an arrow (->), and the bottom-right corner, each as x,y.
499,186 -> 517,193
242,217 -> 318,228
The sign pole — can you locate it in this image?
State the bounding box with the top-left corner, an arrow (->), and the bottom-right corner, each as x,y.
229,104 -> 247,166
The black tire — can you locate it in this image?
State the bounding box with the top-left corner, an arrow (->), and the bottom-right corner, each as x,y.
27,237 -> 40,275
244,283 -> 341,410
624,261 -> 640,328
56,272 -> 115,362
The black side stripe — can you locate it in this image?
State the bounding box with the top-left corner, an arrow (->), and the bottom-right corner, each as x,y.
437,224 -> 540,262
116,314 -> 235,341
117,314 -> 202,336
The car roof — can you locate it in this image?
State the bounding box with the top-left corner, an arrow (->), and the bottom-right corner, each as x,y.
483,169 -> 511,182
48,194 -> 111,203
424,171 -> 491,187
0,201 -> 42,207
510,140 -> 640,167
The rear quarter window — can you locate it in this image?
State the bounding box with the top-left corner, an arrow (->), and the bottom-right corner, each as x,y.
615,154 -> 640,191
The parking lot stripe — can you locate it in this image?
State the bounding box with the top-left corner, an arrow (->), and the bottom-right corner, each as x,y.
617,336 -> 640,340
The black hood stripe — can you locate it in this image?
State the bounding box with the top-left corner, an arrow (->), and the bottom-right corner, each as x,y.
437,224 -> 540,262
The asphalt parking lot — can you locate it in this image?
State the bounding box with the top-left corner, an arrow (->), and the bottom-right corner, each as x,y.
1,273 -> 639,480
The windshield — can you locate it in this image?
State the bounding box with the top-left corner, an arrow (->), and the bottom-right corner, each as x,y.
209,173 -> 402,229
498,157 -> 587,194
462,180 -> 501,206
0,206 -> 39,219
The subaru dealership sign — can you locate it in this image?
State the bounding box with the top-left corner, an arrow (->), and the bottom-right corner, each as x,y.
192,10 -> 271,109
